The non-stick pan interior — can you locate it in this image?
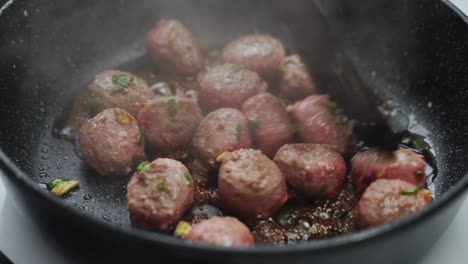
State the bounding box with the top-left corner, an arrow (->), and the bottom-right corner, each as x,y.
1,0 -> 468,236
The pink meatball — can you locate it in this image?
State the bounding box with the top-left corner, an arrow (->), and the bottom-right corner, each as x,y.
127,158 -> 194,230
198,64 -> 268,113
279,54 -> 320,100
79,108 -> 144,176
192,108 -> 252,169
185,216 -> 254,247
274,144 -> 346,199
138,96 -> 203,153
88,70 -> 154,117
218,149 -> 288,219
288,95 -> 354,153
351,148 -> 426,193
357,179 -> 431,228
242,93 -> 294,158
222,34 -> 286,81
145,19 -> 203,75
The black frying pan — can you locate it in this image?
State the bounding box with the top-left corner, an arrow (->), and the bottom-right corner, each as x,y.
1,0 -> 468,263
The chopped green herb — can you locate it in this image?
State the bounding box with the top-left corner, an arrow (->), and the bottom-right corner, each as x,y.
157,180 -> 170,192
410,135 -> 430,152
320,184 -> 328,195
48,177 -> 69,190
235,123 -> 242,142
238,64 -> 249,71
415,169 -> 424,177
167,98 -> 178,117
401,187 -> 421,195
112,73 -> 133,93
278,210 -> 292,225
248,115 -> 258,129
136,161 -> 150,173
329,101 -> 339,111
88,97 -> 102,113
137,127 -> 144,146
183,172 -> 192,185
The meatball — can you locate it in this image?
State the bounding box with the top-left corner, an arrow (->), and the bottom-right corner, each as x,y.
138,96 -> 203,153
198,64 -> 268,113
279,54 -> 319,100
222,34 -> 286,81
288,95 -> 354,152
145,19 -> 203,74
185,216 -> 254,247
242,93 -> 293,157
274,144 -> 346,199
351,148 -> 426,193
218,149 -> 288,219
357,179 -> 431,228
78,108 -> 144,176
192,108 -> 252,168
88,70 -> 154,117
127,158 -> 194,230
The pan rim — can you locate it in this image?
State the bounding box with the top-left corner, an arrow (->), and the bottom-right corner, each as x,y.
1,0 -> 468,257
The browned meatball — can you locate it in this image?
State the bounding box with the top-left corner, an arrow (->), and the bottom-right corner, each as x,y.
351,148 -> 426,193
185,216 -> 254,247
127,158 -> 194,230
88,70 -> 154,117
274,144 -> 346,199
145,19 -> 203,74
198,64 -> 268,113
288,95 -> 354,153
218,149 -> 288,219
279,54 -> 319,100
137,96 -> 203,154
222,34 -> 286,80
357,179 -> 431,228
242,93 -> 293,157
78,108 -> 144,176
192,108 -> 252,168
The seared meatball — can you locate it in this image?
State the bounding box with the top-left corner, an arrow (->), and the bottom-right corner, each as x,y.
351,148 -> 426,193
274,144 -> 346,199
218,149 -> 288,219
185,216 -> 254,247
198,64 -> 268,113
127,158 -> 194,230
242,93 -> 293,157
145,19 -> 203,74
79,108 -> 144,176
279,54 -> 319,100
88,70 -> 154,117
192,108 -> 252,168
357,179 -> 431,228
288,95 -> 354,152
222,34 -> 286,80
138,96 -> 202,153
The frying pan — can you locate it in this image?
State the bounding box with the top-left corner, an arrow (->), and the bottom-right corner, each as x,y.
1,0 -> 468,263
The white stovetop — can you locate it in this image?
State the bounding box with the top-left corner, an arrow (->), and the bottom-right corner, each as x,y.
1,0 -> 468,263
